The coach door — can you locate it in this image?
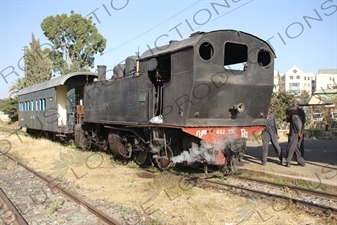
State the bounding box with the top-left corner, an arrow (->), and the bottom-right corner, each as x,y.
56,86 -> 67,126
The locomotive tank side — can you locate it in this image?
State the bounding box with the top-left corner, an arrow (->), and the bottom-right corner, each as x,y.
189,30 -> 275,127
160,30 -> 275,127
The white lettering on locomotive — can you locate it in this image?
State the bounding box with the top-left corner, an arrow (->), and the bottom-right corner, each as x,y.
196,130 -> 208,138
241,129 -> 248,138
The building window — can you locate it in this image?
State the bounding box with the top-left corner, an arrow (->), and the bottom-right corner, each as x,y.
304,77 -> 306,80
290,76 -> 293,79
308,77 -> 310,80
296,76 -> 300,79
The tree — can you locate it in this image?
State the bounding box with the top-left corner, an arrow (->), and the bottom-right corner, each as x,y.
41,11 -> 107,75
6,78 -> 25,122
9,77 -> 26,97
269,91 -> 296,123
299,90 -> 310,101
0,98 -> 18,122
0,99 -> 5,108
24,33 -> 52,86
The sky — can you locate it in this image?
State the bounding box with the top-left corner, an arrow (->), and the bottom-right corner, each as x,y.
0,0 -> 336,98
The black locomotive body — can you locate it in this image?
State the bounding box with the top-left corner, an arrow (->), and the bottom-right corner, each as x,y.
76,30 -> 275,171
18,30 -> 276,173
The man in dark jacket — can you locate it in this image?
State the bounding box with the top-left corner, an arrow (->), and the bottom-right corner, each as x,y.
261,110 -> 283,166
285,107 -> 306,167
293,101 -> 306,157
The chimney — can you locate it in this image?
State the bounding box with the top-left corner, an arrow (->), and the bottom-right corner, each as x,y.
97,65 -> 107,81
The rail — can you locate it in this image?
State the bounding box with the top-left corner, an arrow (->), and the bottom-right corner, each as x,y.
1,153 -> 121,225
178,174 -> 337,217
0,188 -> 28,225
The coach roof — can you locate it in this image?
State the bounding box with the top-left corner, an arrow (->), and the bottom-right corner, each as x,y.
17,72 -> 97,96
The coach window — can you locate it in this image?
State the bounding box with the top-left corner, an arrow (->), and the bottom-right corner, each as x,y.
224,42 -> 248,71
257,49 -> 271,67
199,42 -> 214,60
36,100 -> 39,111
31,100 -> 34,111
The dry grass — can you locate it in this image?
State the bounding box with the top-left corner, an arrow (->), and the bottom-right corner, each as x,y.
0,125 -> 334,225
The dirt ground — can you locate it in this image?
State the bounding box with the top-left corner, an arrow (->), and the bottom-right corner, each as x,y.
0,123 -> 334,225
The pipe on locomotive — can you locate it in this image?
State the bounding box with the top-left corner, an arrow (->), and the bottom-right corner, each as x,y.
97,65 -> 107,81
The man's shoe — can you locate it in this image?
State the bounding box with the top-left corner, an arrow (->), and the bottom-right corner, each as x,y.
261,162 -> 266,166
298,163 -> 306,167
285,163 -> 290,167
279,157 -> 283,165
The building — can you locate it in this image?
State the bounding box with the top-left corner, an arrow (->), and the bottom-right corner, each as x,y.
315,69 -> 337,91
0,111 -> 10,122
273,70 -> 280,92
283,65 -> 315,96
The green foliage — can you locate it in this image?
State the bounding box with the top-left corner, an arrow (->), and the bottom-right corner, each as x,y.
9,78 -> 26,97
24,33 -> 52,86
269,91 -> 296,123
300,90 -> 310,101
41,11 -> 107,75
0,99 -> 5,108
0,97 -> 18,122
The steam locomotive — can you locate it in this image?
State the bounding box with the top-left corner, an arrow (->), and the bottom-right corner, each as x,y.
17,30 -> 275,173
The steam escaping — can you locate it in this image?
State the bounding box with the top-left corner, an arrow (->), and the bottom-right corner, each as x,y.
171,141 -> 214,164
170,138 -> 246,164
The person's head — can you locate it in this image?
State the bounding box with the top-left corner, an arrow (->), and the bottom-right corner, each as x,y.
293,101 -> 299,108
288,107 -> 297,115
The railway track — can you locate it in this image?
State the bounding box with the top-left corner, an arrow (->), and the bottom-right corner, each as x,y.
233,175 -> 337,202
182,174 -> 337,218
0,188 -> 28,225
0,152 -> 123,225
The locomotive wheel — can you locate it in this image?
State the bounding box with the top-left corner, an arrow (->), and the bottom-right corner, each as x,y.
133,151 -> 150,166
156,145 -> 173,170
